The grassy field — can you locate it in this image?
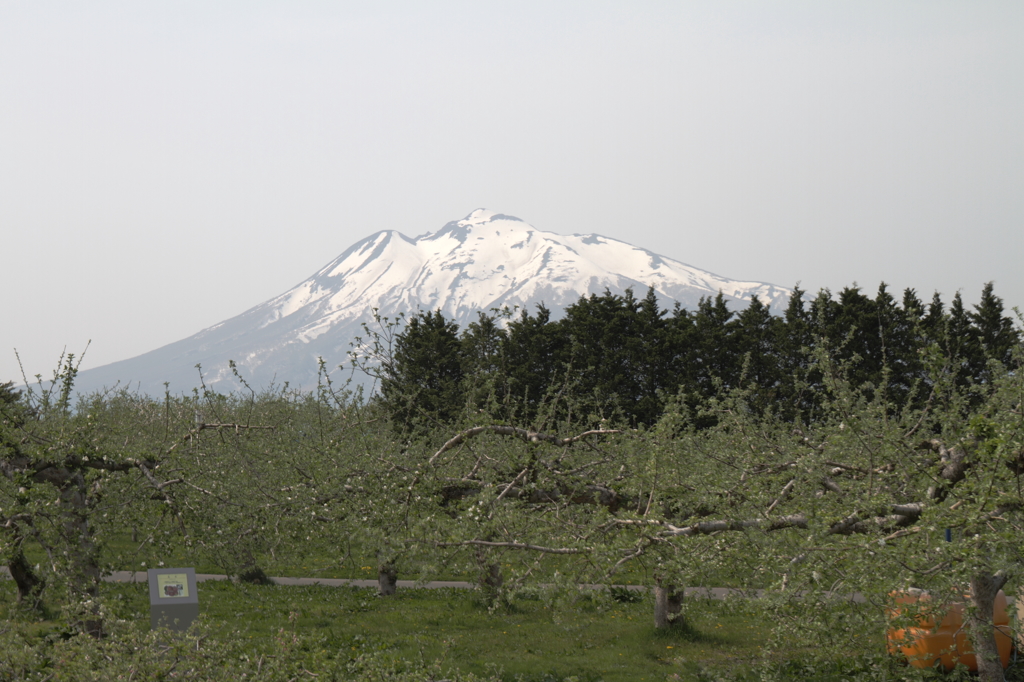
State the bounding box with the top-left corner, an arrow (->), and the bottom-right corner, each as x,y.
1,576 -> 879,681
5,537 -> 945,681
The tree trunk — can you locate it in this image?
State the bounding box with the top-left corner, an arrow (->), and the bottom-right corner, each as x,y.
7,545 -> 45,609
481,562 -> 503,592
377,562 -> 398,596
653,577 -> 684,629
59,477 -> 103,636
968,571 -> 1008,682
475,547 -> 503,603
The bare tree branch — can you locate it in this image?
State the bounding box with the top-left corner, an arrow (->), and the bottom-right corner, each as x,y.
615,501 -> 928,539
766,479 -> 796,515
429,426 -> 620,465
490,467 -> 530,515
435,539 -> 588,554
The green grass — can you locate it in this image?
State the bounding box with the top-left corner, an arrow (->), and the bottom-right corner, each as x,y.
1,578 -> 798,681
202,586 -> 768,681
4,536 -> 870,680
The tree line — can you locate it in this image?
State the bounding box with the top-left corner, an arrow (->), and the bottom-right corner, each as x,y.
363,282 -> 1019,430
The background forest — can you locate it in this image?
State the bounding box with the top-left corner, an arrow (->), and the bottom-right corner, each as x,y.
1,282 -> 1022,682
370,282 -> 1018,428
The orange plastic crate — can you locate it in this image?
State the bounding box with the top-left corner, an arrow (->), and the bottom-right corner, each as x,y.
887,590 -> 1012,671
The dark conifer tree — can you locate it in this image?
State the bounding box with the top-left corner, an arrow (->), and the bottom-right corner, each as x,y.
894,288 -> 933,409
732,294 -> 784,414
873,283 -> 920,407
835,285 -> 881,383
690,292 -> 738,398
944,291 -> 981,391
923,292 -> 946,343
971,282 -> 1019,371
919,292 -> 949,386
631,287 -> 673,424
460,312 -> 509,411
772,285 -> 817,420
502,304 -> 567,423
811,285 -> 895,399
780,284 -> 812,360
380,310 -> 465,430
558,289 -> 644,424
663,302 -> 697,404
901,288 -> 925,321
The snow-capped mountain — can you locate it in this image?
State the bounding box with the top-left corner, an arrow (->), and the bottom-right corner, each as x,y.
73,210 -> 791,396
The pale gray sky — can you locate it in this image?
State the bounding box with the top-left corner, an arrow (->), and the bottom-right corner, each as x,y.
2,1 -> 1022,385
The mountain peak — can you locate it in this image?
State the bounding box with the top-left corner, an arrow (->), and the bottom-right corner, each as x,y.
427,209 -> 529,243
71,210 -> 792,396
459,209 -> 524,226
461,208 -> 498,224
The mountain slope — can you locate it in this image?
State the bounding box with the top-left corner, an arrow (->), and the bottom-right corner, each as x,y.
73,210 -> 791,395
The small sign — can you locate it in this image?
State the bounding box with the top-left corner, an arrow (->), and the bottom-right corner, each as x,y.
157,573 -> 190,598
148,568 -> 199,631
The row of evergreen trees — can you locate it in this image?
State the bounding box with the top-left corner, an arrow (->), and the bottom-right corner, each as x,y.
365,282 -> 1020,429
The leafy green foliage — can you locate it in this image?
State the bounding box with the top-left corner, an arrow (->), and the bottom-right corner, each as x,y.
2,281 -> 1022,679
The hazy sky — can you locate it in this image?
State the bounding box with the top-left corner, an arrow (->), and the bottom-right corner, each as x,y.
2,2 -> 1022,385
